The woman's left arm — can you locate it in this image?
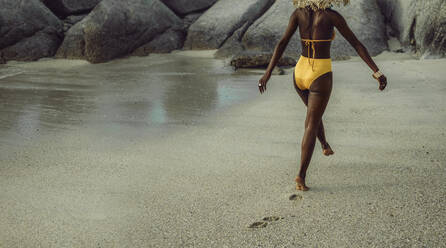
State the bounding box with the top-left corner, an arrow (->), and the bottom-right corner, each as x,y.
259,11 -> 299,94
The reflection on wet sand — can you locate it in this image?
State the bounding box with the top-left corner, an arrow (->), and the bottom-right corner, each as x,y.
0,53 -> 259,140
163,74 -> 218,123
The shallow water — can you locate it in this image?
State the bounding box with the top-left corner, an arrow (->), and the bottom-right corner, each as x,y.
0,52 -> 260,145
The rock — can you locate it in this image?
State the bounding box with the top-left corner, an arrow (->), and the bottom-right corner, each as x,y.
241,0 -> 302,59
63,15 -> 87,33
0,0 -> 63,62
184,0 -> 275,50
65,15 -> 87,25
56,0 -> 183,63
1,29 -> 62,61
40,0 -> 102,18
331,0 -> 388,57
56,23 -> 86,59
183,13 -> 202,30
132,28 -> 185,56
160,0 -> 217,16
377,0 -> 446,58
230,52 -> 296,69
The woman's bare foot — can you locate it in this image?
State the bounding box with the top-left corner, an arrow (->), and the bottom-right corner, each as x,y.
295,176 -> 309,191
322,143 -> 334,156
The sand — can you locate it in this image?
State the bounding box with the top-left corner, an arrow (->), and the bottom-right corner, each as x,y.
0,52 -> 445,247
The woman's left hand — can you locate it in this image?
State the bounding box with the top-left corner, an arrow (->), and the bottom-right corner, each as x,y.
258,73 -> 271,94
377,75 -> 387,91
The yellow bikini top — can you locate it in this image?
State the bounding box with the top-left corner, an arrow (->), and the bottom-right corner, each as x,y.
301,31 -> 336,71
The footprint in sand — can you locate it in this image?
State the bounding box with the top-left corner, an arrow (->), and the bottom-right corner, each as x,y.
289,194 -> 303,201
262,216 -> 281,222
248,221 -> 268,228
248,216 -> 283,229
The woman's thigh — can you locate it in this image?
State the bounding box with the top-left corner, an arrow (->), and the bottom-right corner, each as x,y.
306,72 -> 333,125
293,71 -> 309,106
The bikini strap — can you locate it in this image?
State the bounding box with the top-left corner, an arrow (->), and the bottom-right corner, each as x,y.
301,30 -> 336,42
301,30 -> 335,71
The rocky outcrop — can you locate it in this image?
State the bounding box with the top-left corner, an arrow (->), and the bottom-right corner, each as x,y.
184,0 -> 275,50
377,0 -> 446,58
62,15 -> 87,33
160,0 -> 217,16
132,28 -> 185,56
230,53 -> 296,69
219,0 -> 387,68
40,0 -> 102,18
56,0 -> 183,63
0,0 -> 63,62
331,0 -> 388,58
238,0 -> 302,59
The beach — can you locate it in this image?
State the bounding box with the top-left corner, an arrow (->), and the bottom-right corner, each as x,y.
0,51 -> 445,247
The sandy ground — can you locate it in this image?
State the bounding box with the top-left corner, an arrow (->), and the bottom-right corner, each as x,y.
0,52 -> 445,247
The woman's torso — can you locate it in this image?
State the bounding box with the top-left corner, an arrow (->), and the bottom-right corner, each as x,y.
296,8 -> 335,59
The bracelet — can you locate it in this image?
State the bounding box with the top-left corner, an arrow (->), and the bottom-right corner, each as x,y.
373,71 -> 383,79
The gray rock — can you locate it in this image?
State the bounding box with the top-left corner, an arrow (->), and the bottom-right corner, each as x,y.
184,0 -> 275,50
63,15 -> 87,33
241,0 -> 301,58
1,28 -> 62,61
183,13 -> 202,30
160,0 -> 217,16
132,28 -> 185,56
230,52 -> 296,69
0,0 -> 63,62
377,0 -> 446,58
56,0 -> 183,63
332,0 -> 388,57
40,0 -> 102,18
65,15 -> 87,25
55,22 -> 86,59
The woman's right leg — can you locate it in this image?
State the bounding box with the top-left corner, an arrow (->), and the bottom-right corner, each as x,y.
293,72 -> 334,156
296,72 -> 333,190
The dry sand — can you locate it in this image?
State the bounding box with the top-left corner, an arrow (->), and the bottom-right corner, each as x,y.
0,52 -> 445,247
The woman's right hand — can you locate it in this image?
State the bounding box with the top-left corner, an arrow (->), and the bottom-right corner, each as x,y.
377,75 -> 387,91
258,73 -> 271,94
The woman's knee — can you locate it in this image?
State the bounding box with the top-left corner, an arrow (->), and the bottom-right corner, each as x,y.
304,122 -> 320,135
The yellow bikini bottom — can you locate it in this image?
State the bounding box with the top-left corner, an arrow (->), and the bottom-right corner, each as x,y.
294,55 -> 332,90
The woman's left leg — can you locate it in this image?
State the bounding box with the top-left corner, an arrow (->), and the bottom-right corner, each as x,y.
296,72 -> 333,190
293,72 -> 334,156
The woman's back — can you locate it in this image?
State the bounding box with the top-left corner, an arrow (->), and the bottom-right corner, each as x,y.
295,8 -> 335,59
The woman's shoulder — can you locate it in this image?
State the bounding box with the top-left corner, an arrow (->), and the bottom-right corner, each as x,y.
325,8 -> 342,17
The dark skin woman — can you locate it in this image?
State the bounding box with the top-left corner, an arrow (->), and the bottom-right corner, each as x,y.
258,6 -> 388,191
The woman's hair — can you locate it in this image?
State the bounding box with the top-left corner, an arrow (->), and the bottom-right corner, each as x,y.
293,0 -> 350,10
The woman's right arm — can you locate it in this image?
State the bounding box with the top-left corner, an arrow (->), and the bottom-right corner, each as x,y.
259,10 -> 299,94
330,10 -> 387,91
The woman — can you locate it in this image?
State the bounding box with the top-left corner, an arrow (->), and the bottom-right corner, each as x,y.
258,0 -> 388,191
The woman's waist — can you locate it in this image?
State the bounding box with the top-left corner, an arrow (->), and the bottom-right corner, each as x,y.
299,55 -> 332,61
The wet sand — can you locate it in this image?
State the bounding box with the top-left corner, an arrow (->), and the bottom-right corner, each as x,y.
0,51 -> 445,247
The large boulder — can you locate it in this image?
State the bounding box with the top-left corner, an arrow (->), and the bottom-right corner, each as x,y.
239,0 -> 302,59
56,0 -> 183,63
377,0 -> 446,58
230,53 -> 296,69
40,0 -> 102,18
222,0 -> 387,68
132,28 -> 185,56
184,0 -> 275,50
160,0 -> 217,16
331,0 -> 388,58
0,0 -> 63,62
